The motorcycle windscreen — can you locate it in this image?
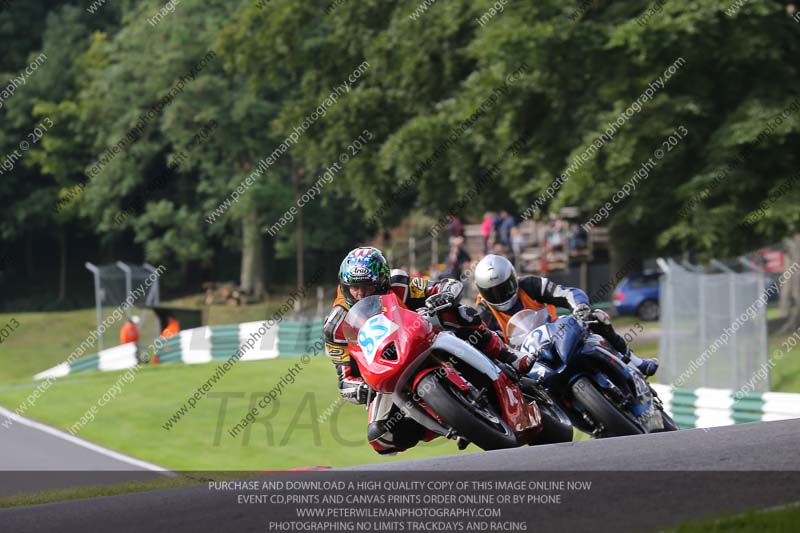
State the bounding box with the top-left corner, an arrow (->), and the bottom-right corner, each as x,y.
549,316 -> 584,362
342,293 -> 417,366
506,309 -> 552,349
342,294 -> 385,343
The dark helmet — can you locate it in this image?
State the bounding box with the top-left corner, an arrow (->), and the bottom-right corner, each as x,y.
338,247 -> 391,307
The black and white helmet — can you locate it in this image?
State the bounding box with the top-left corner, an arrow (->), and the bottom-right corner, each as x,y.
475,254 -> 519,312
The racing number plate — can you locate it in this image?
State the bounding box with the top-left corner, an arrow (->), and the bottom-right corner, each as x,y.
522,325 -> 551,355
358,314 -> 399,364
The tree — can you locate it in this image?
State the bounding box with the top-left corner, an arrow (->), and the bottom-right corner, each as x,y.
3,0 -> 799,316
70,0 -> 296,296
1,4 -> 110,303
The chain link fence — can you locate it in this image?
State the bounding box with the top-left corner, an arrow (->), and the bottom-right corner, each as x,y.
657,258 -> 769,391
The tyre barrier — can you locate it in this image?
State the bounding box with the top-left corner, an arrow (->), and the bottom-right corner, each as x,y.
33,320 -> 324,380
650,383 -> 800,429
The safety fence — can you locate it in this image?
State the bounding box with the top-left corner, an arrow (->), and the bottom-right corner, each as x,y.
657,258 -> 769,391
650,383 -> 800,429
33,320 -> 324,380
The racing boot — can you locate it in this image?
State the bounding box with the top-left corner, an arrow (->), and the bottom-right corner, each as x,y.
623,348 -> 658,377
368,415 -> 427,455
497,347 -> 535,378
367,396 -> 431,455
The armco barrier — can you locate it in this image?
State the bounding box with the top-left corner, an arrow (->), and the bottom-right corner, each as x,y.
33,320 -> 323,380
650,383 -> 800,429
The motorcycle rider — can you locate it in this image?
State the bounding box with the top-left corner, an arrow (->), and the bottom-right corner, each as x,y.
324,246 -> 531,455
474,254 -> 658,377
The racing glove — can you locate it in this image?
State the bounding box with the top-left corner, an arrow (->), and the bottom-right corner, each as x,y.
572,303 -> 592,321
437,279 -> 464,303
425,279 -> 464,311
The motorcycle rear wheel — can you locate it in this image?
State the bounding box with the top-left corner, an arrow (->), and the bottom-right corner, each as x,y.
571,377 -> 643,437
533,396 -> 574,445
416,373 -> 518,450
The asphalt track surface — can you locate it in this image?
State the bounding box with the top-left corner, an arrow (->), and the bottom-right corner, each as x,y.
2,419 -> 800,532
0,405 -> 168,496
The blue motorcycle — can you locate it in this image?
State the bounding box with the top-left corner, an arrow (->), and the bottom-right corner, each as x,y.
507,309 -> 677,438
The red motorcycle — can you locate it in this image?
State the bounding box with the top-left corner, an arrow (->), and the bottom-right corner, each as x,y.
342,293 -> 572,450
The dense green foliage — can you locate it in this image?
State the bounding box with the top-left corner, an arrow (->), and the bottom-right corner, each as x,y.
1,0 -> 798,309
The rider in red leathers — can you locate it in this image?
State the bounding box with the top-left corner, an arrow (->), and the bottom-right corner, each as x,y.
324,247 -> 530,455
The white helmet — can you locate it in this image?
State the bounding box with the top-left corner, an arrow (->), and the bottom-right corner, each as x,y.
475,254 -> 519,312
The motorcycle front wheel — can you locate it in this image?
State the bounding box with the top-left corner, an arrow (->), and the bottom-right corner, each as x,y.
519,378 -> 573,444
658,410 -> 679,432
571,377 -> 643,437
415,373 -> 518,450
532,394 -> 574,445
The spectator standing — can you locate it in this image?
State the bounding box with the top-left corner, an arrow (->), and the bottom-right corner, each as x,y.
120,316 -> 141,362
498,211 -> 517,263
155,315 -> 180,365
569,223 -> 588,255
162,316 -> 180,339
491,212 -> 503,246
546,219 -> 566,259
480,212 -> 496,254
447,216 -> 464,246
120,316 -> 140,344
499,210 -> 516,248
445,236 -> 471,280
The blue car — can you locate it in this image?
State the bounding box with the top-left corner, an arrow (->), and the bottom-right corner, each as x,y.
613,272 -> 661,321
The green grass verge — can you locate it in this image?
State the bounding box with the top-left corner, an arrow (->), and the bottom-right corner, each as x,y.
672,503 -> 800,532
0,356 -> 481,471
0,308 -> 101,383
612,315 -> 655,327
769,327 -> 800,392
0,472 -> 255,509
